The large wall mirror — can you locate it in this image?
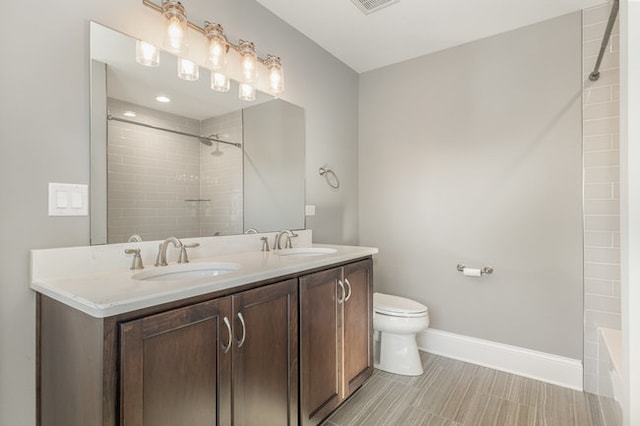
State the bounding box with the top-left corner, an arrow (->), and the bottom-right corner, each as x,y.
90,22 -> 305,244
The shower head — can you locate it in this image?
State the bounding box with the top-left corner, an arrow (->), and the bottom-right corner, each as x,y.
211,141 -> 224,156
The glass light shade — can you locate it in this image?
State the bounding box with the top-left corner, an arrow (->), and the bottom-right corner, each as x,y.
265,55 -> 284,95
239,40 -> 257,84
239,82 -> 256,101
135,40 -> 160,67
205,23 -> 227,71
162,1 -> 188,55
177,58 -> 199,81
210,71 -> 230,92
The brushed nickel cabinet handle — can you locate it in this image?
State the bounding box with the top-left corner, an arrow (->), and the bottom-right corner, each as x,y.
337,280 -> 346,304
344,278 -> 352,302
221,316 -> 232,353
236,312 -> 246,348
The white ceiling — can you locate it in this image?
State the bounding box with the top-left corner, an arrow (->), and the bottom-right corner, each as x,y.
256,0 -> 606,73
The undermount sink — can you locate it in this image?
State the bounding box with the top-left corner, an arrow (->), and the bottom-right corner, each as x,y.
276,247 -> 337,256
133,262 -> 241,281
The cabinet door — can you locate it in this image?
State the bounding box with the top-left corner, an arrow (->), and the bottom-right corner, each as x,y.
232,279 -> 298,426
342,259 -> 374,397
120,298 -> 232,426
299,267 -> 343,426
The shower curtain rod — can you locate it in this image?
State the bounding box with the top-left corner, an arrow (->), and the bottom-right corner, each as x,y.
589,0 -> 619,81
107,115 -> 242,148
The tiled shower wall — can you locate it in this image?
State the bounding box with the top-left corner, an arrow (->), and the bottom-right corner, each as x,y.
582,2 -> 621,396
200,111 -> 243,236
107,98 -> 242,243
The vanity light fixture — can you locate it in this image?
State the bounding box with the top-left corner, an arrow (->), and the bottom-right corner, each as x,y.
123,111 -> 137,118
142,0 -> 285,99
211,71 -> 230,92
205,22 -> 227,72
155,95 -> 171,103
161,0 -> 188,55
177,57 -> 199,80
239,82 -> 256,102
265,55 -> 284,95
135,40 -> 160,67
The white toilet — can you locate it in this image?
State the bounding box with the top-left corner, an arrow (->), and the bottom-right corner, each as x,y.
373,292 -> 429,376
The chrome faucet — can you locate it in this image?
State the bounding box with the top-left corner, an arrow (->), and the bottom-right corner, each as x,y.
155,237 -> 183,266
275,230 -> 298,250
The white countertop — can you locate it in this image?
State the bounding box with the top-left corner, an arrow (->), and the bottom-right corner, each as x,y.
31,242 -> 377,318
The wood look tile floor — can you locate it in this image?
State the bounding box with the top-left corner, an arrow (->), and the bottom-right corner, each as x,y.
323,352 -> 622,426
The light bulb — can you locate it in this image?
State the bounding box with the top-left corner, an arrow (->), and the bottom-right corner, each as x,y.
177,58 -> 199,81
239,82 -> 256,101
205,23 -> 227,72
239,40 -> 257,84
211,71 -> 230,92
162,1 -> 188,55
135,40 -> 159,67
265,55 -> 284,95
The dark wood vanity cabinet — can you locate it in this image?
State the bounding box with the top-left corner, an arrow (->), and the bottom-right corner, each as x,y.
119,279 -> 298,426
38,257 -> 371,426
299,259 -> 373,426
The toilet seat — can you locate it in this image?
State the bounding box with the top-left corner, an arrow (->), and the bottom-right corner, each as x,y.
374,292 -> 428,318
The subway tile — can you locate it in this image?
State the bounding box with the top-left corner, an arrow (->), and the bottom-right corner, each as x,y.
584,247 -> 620,264
612,280 -> 621,297
612,84 -> 620,101
122,208 -> 157,217
583,134 -> 613,152
583,21 -> 610,42
584,183 -> 613,200
584,199 -> 620,215
583,166 -> 620,183
584,231 -> 614,248
584,215 -> 620,232
584,261 -> 621,280
584,150 -> 620,167
583,86 -> 613,104
585,278 -> 613,296
584,117 -> 620,137
585,294 -> 621,314
583,101 -> 620,121
585,310 -> 622,330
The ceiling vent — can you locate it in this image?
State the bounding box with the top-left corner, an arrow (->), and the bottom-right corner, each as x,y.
348,0 -> 400,15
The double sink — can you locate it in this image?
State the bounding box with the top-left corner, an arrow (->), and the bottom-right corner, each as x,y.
133,247 -> 338,282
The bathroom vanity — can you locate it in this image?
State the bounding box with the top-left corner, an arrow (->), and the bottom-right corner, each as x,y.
32,235 -> 376,426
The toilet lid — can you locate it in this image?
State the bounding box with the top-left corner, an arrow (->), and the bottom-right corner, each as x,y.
374,292 -> 428,316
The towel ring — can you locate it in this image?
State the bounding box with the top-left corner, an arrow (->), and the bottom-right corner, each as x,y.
319,167 -> 340,190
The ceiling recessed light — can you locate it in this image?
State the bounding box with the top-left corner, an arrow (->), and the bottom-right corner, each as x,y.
155,95 -> 171,103
123,110 -> 137,117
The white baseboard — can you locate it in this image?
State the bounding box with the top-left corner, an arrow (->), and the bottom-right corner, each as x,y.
416,328 -> 583,391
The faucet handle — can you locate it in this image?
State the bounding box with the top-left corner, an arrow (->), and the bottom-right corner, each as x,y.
285,232 -> 298,249
178,243 -> 200,264
124,248 -> 144,270
260,237 -> 270,252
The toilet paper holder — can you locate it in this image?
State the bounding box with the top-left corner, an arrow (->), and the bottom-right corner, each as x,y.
456,264 -> 494,275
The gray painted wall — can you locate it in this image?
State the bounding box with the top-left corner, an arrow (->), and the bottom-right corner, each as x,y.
0,0 -> 358,423
358,12 -> 584,359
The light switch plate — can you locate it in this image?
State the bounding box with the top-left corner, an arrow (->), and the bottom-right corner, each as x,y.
305,205 -> 316,216
48,183 -> 89,216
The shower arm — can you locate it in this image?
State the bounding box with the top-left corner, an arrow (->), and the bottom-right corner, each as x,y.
107,115 -> 242,148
